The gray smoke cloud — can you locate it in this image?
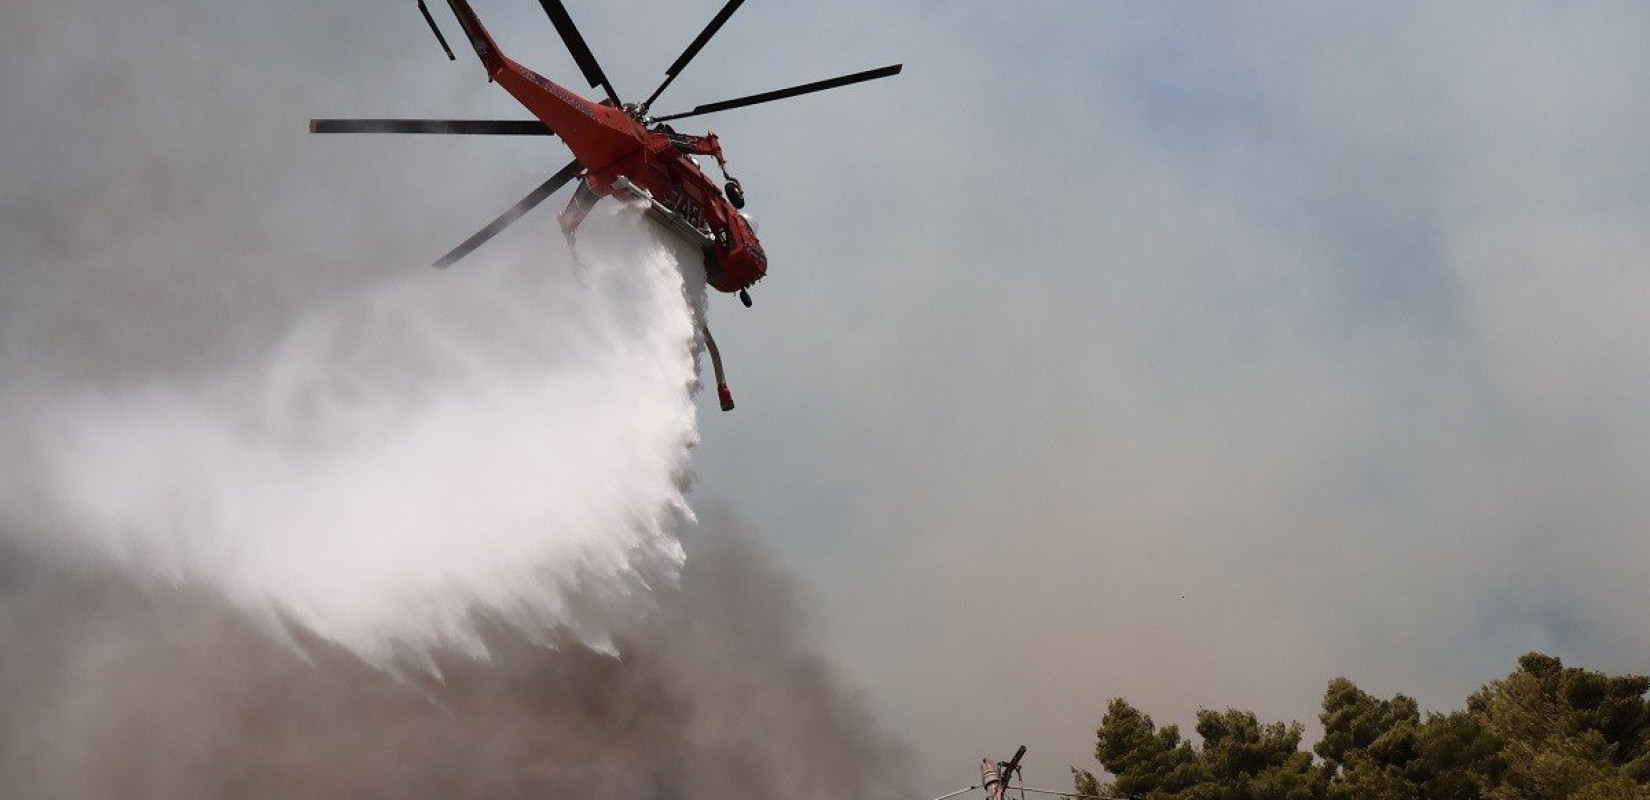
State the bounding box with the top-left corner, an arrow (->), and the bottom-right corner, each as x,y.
1,0 -> 710,661
7,204 -> 703,662
26,0 -> 1650,794
1,1 -> 905,794
0,510 -> 907,800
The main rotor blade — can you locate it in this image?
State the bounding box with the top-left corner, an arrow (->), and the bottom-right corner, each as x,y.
433,159 -> 582,269
650,63 -> 902,123
536,0 -> 621,105
639,0 -> 746,113
310,119 -> 555,135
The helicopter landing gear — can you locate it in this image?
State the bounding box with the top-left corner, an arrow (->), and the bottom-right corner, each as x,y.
739,288 -> 752,308
725,179 -> 746,209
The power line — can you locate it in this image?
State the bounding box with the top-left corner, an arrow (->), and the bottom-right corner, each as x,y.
924,785 -> 983,800
1018,786 -> 1129,800
924,746 -> 1131,800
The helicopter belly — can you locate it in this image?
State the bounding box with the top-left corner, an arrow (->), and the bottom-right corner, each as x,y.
611,176 -> 715,247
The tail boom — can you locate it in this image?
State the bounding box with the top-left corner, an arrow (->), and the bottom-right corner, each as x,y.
493,62 -> 642,168
440,0 -> 643,170
442,0 -> 506,74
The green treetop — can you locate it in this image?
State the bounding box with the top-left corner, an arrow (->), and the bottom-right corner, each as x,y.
1073,653 -> 1649,800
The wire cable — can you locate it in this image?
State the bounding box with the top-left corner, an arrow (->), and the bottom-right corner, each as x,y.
921,778 -> 1128,800
926,785 -> 981,800
1014,786 -> 1129,800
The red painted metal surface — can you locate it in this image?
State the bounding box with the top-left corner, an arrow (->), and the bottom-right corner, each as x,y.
446,0 -> 768,293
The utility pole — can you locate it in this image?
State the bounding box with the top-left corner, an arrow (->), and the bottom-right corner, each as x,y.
927,745 -> 1032,800
934,745 -> 1110,800
980,745 -> 1028,800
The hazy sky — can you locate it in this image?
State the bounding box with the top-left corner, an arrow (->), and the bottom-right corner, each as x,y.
4,0 -> 1649,794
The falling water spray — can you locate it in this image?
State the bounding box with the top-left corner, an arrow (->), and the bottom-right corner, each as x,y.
8,202 -> 707,664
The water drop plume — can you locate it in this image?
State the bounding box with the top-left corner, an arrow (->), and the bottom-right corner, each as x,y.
7,203 -> 707,663
0,512 -> 910,800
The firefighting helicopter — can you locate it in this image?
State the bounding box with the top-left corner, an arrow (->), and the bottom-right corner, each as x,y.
310,0 -> 901,411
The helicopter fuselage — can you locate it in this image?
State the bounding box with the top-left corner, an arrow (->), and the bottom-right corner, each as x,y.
449,2 -> 766,293
315,0 -> 899,412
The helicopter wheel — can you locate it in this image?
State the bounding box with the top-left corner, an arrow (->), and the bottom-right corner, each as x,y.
725,180 -> 746,210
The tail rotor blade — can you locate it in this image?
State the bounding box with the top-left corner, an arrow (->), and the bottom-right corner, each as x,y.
640,0 -> 746,113
651,63 -> 902,123
434,159 -> 582,269
415,0 -> 458,61
310,119 -> 555,136
536,0 -> 621,105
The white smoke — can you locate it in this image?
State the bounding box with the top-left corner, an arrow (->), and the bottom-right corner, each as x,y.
8,202 -> 707,664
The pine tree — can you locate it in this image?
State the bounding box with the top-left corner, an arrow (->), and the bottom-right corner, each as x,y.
1074,654 -> 1649,800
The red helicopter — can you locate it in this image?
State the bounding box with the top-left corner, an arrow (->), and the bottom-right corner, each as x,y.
311,0 -> 901,410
